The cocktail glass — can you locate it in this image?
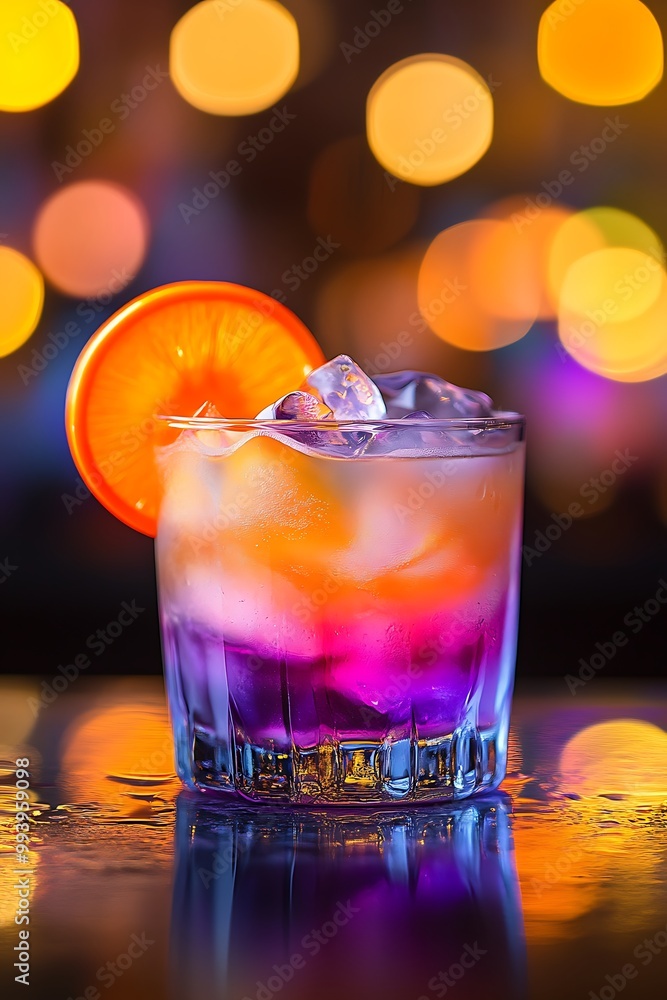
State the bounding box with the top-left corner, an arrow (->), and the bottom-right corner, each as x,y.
157,413 -> 525,803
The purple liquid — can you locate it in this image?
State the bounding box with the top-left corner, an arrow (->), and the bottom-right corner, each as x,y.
161,584 -> 518,803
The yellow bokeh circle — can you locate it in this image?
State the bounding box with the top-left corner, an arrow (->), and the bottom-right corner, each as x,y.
552,206 -> 667,381
0,0 -> 79,112
560,720 -> 667,797
558,262 -> 667,383
560,247 -> 665,323
549,206 -> 664,303
367,54 -> 494,186
538,0 -> 663,106
170,0 -> 299,116
0,247 -> 45,357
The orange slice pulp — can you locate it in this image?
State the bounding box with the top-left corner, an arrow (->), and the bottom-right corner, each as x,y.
65,281 -> 325,536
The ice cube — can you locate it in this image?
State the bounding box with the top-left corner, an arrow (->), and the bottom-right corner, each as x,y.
256,390 -> 334,420
256,390 -> 339,452
302,355 -> 387,419
365,412 -> 434,456
271,420 -> 374,457
399,409 -> 432,420
374,371 -> 493,418
336,478 -> 436,580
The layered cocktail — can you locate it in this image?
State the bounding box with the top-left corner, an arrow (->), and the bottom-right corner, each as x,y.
65,282 -> 524,804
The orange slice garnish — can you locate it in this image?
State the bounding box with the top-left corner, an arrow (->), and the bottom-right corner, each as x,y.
65,281 -> 325,536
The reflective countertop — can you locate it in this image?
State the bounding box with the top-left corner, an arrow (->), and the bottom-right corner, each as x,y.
2,677 -> 667,1000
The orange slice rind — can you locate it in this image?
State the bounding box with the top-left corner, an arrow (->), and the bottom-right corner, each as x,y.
65,280 -> 325,535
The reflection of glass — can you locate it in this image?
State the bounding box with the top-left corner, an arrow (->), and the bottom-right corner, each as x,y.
158,417 -> 525,803
170,793 -> 527,1000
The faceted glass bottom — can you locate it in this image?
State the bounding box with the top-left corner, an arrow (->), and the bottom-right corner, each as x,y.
174,720 -> 504,804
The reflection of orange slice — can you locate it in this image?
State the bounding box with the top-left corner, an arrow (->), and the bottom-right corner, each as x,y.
65,281 -> 324,536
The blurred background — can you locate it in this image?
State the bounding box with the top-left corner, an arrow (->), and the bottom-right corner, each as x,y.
1,0 -> 666,680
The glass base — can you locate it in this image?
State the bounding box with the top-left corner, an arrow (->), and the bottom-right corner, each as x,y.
174,721 -> 505,804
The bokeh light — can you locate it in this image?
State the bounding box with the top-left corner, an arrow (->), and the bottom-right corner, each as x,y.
170,0 -> 299,116
418,220 -> 538,350
561,247 -> 665,323
0,0 -> 79,112
467,222 -> 541,323
366,54 -> 493,186
559,720 -> 667,798
549,205 -> 667,381
0,247 -> 44,357
515,794 -> 667,939
538,0 -> 663,106
61,700 -> 178,814
512,706 -> 667,941
558,248 -> 667,382
33,180 -> 149,298
549,206 -> 664,303
504,349 -> 660,523
483,197 -> 574,318
307,135 -> 420,256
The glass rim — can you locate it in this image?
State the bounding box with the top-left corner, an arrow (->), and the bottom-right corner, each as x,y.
157,411 -> 525,431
